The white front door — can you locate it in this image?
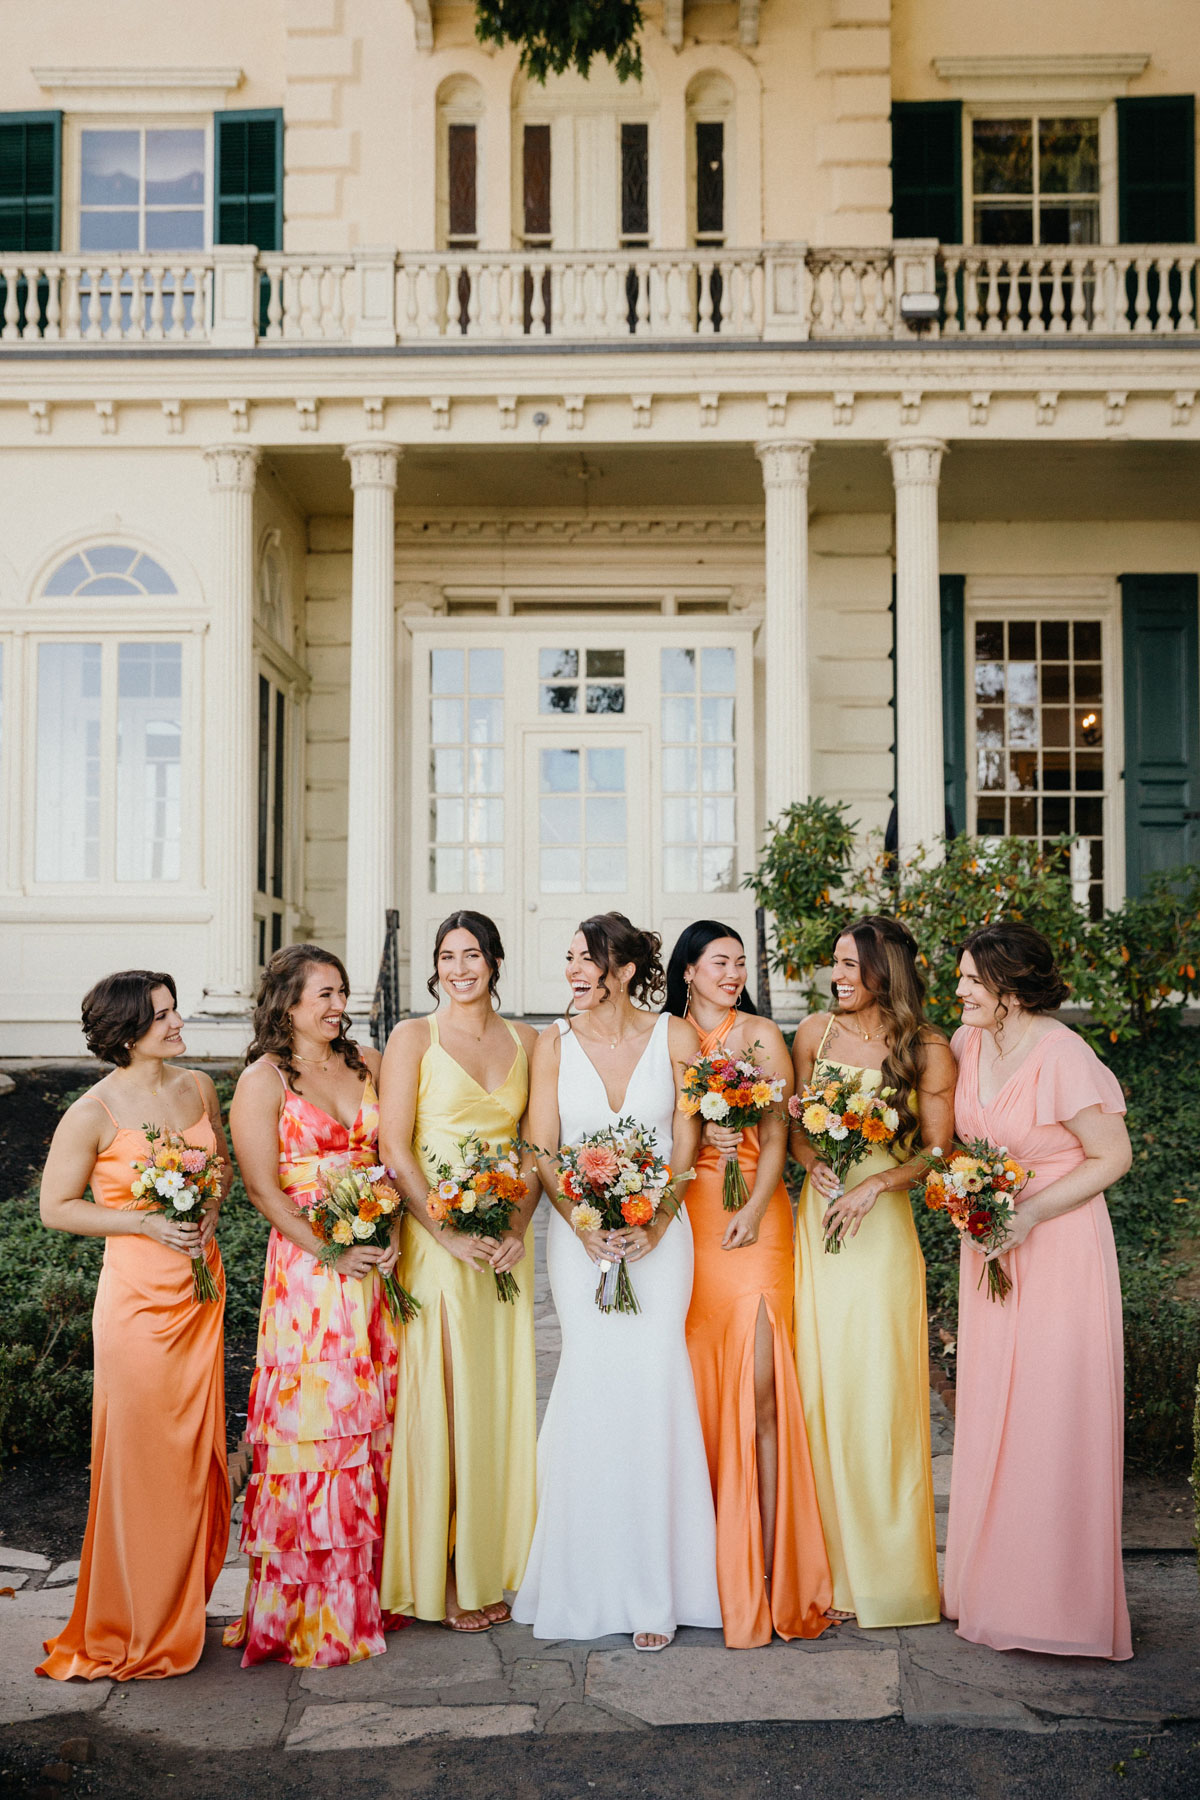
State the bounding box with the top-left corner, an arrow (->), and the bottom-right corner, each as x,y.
521,729 -> 650,1015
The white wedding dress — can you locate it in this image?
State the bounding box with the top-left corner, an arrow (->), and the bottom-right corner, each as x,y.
512,1013 -> 721,1641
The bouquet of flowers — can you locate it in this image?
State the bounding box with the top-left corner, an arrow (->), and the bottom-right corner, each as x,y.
305,1160 -> 421,1322
787,1071 -> 901,1253
129,1124 -> 223,1303
543,1117 -> 693,1315
425,1135 -> 528,1303
909,1138 -> 1033,1302
680,1043 -> 786,1211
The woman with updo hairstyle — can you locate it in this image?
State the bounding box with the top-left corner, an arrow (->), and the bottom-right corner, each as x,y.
513,914 -> 721,1649
224,944 -> 400,1668
378,911 -> 540,1630
38,971 -> 231,1682
945,922 -> 1133,1659
665,920 -> 832,1648
789,914 -> 954,1630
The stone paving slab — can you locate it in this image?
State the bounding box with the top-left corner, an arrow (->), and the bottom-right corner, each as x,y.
104,1629 -> 293,1750
584,1643 -> 902,1725
0,1571 -> 30,1590
46,1560 -> 82,1587
206,1566 -> 249,1620
285,1699 -> 539,1749
0,1613 -> 111,1723
0,1547 -> 51,1572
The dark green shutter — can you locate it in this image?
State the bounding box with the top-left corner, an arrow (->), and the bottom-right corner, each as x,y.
215,110 -> 283,249
891,101 -> 962,243
1117,96 -> 1195,242
0,112 -> 61,253
1121,574 -> 1200,893
940,575 -> 967,835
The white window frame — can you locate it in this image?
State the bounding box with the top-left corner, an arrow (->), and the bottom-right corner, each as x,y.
963,104 -> 1117,247
21,627 -> 202,897
63,114 -> 213,255
963,577 -> 1124,912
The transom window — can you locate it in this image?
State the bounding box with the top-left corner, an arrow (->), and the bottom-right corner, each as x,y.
539,648 -> 626,715
429,647 -> 505,894
80,127 -> 207,253
44,544 -> 177,598
538,745 -> 627,894
36,640 -> 184,884
970,115 -> 1100,246
972,618 -> 1106,916
661,646 -> 737,892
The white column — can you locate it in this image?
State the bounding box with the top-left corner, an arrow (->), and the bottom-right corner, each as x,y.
344,442 -> 402,1012
755,439 -> 814,824
202,444 -> 260,1014
889,436 -> 948,861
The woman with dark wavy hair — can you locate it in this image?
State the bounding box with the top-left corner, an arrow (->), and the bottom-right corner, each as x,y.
665,920 -> 832,1648
224,945 -> 400,1667
38,971 -> 230,1682
789,915 -> 954,1629
377,912 -> 539,1631
945,923 -> 1132,1659
513,913 -> 720,1649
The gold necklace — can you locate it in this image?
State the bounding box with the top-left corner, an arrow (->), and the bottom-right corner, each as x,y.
294,1051 -> 333,1068
841,1014 -> 885,1044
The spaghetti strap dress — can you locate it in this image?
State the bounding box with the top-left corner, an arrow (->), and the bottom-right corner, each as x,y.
38,1074 -> 229,1682
685,1008 -> 832,1646
379,1015 -> 537,1620
792,1018 -> 940,1628
944,1025 -> 1131,1659
223,1067 -> 399,1667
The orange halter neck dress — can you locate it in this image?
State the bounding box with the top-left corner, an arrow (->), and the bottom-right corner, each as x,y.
38,1075 -> 229,1682
684,1009 -> 832,1647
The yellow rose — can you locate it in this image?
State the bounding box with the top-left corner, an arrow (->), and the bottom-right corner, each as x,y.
331,1219 -> 354,1246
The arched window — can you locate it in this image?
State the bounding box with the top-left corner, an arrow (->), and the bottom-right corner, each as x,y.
686,73 -> 735,249
33,542 -> 186,885
437,75 -> 485,252
43,544 -> 177,598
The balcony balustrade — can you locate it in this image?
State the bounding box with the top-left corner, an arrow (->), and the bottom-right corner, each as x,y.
0,243 -> 1195,348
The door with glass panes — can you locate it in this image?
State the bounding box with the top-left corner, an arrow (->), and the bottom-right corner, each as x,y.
410,623 -> 757,1015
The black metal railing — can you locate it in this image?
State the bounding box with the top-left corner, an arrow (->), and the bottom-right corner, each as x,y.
370,908 -> 402,1051
755,906 -> 774,1018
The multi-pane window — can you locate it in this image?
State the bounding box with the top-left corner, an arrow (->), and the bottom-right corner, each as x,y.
36,640 -> 184,884
522,124 -> 552,247
661,647 -> 737,892
80,128 -> 207,252
538,745 -> 628,895
539,649 -> 626,715
429,648 -> 504,893
621,122 -> 650,247
971,116 -> 1100,246
973,618 -> 1106,915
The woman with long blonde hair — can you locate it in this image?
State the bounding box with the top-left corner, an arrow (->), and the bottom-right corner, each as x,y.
790,915 -> 953,1629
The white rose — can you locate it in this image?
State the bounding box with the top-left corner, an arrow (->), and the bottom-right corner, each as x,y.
700,1092 -> 730,1121
623,1172 -> 643,1194
458,1193 -> 477,1215
174,1188 -> 198,1212
351,1216 -> 374,1239
882,1108 -> 900,1132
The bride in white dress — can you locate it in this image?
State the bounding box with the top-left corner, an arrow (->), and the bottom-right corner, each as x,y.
512,913 -> 721,1649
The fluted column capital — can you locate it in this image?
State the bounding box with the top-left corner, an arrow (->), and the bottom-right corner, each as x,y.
755,438 -> 815,488
887,437 -> 948,487
345,442 -> 403,489
203,443 -> 261,492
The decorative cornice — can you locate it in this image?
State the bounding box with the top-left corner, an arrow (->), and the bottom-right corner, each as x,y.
34,63 -> 243,89
394,514 -> 765,544
933,52 -> 1149,101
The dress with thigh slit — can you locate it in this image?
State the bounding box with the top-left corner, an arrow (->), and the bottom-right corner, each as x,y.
378,1015 -> 537,1619
685,1009 -> 832,1646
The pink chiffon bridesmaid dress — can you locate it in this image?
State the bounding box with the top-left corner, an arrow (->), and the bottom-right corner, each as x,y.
944,1024 -> 1132,1659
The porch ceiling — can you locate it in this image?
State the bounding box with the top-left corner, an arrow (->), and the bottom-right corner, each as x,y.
266,440 -> 1200,524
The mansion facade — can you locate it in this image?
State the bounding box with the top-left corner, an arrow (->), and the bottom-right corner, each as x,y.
0,0 -> 1198,1049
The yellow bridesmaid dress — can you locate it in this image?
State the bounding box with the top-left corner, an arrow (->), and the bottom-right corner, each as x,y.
379,1015 -> 537,1619
793,1023 -> 940,1627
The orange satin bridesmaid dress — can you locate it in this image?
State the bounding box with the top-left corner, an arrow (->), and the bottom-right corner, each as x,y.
684,1010 -> 832,1647
38,1076 -> 229,1681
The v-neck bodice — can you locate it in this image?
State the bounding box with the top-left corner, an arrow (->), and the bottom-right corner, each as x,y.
413,1013 -> 529,1185
556,1012 -> 675,1159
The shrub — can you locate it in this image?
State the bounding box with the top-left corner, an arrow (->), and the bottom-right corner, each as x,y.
1099,866 -> 1200,1036
741,797 -> 858,989
1122,1269 -> 1200,1470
